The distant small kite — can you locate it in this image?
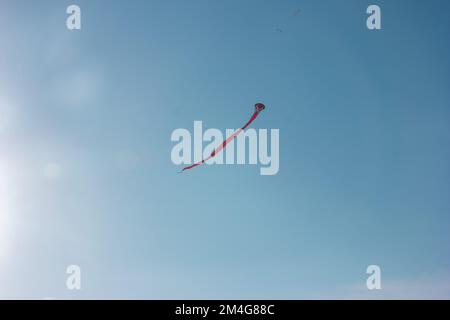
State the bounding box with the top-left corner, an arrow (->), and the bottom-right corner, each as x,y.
276,8 -> 301,33
180,103 -> 266,173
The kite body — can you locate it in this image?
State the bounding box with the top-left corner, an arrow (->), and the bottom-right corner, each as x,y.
180,103 -> 266,172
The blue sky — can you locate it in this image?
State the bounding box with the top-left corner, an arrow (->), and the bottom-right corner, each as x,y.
0,0 -> 449,299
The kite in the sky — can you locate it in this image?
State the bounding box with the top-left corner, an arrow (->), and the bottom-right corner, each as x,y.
180,103 -> 266,173
276,8 -> 301,33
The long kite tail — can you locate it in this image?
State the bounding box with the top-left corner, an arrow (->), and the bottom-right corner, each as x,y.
180,103 -> 266,173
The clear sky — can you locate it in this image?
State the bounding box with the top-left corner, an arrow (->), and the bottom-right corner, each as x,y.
0,0 -> 450,299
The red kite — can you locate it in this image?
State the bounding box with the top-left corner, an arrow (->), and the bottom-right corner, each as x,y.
180,103 -> 266,172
